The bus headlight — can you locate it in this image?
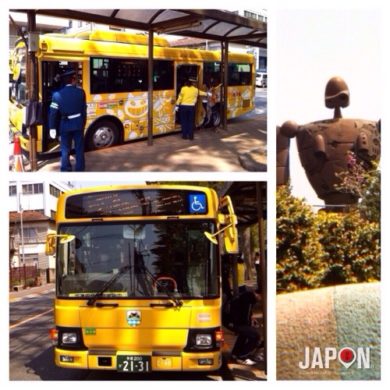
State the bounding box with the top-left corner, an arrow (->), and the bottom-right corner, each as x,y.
62,332 -> 78,344
184,328 -> 221,351
196,334 -> 212,346
57,327 -> 87,350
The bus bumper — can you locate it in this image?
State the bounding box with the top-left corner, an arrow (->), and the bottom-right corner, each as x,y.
54,348 -> 222,372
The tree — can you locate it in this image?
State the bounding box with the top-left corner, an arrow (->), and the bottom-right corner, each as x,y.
336,152 -> 380,223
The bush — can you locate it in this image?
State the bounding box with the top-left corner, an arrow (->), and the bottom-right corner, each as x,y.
277,186 -> 380,293
317,210 -> 380,285
276,185 -> 324,292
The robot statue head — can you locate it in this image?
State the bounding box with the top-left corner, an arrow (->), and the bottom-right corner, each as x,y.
325,77 -> 350,119
277,77 -> 380,208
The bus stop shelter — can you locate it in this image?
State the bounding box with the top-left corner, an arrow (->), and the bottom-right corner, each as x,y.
223,181 -> 267,373
10,9 -> 267,171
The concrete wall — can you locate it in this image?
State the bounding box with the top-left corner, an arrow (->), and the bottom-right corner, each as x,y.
277,282 -> 380,380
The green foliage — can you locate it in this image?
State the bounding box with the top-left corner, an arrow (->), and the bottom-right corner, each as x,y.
277,185 -> 380,294
317,211 -> 380,285
276,185 -> 324,293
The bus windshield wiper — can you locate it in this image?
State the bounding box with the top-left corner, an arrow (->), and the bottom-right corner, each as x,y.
87,265 -> 131,307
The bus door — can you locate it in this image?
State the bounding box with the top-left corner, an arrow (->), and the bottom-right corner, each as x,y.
41,61 -> 81,152
175,64 -> 204,126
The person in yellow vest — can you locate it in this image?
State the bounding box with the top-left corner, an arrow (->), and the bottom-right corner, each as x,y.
229,253 -> 247,294
176,78 -> 209,140
237,254 -> 247,293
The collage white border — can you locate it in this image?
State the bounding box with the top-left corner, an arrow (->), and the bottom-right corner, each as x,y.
3,0 -> 388,387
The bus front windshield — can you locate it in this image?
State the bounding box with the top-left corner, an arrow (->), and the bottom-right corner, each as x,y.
57,221 -> 218,299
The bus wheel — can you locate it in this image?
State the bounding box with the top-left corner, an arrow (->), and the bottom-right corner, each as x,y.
86,120 -> 119,150
211,110 -> 221,128
202,115 -> 212,128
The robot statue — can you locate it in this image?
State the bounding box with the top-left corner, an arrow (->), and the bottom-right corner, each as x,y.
277,76 -> 380,207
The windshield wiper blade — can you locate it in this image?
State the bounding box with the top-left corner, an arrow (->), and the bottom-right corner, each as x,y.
87,265 -> 131,307
149,302 -> 175,308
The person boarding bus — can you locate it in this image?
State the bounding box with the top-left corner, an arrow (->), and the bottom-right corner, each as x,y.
49,68 -> 87,172
176,78 -> 210,140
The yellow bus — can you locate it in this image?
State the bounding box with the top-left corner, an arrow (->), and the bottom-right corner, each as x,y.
46,184 -> 238,372
9,29 -> 256,157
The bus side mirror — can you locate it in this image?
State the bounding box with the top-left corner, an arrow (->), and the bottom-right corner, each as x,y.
223,217 -> 239,254
204,225 -> 231,245
220,196 -> 239,254
204,195 -> 239,253
45,233 -> 75,255
204,222 -> 239,253
46,234 -> 56,255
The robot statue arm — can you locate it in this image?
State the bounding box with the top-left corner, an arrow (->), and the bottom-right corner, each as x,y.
280,120 -> 300,139
277,121 -> 300,185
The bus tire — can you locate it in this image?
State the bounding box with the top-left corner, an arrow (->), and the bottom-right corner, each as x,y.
211,110 -> 221,128
86,120 -> 120,151
202,115 -> 212,128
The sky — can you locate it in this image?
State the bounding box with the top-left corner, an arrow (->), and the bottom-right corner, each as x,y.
275,8 -> 383,207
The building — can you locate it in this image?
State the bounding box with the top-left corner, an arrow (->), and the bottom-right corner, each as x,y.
169,9 -> 267,72
234,9 -> 267,72
9,12 -> 69,48
9,181 -> 73,284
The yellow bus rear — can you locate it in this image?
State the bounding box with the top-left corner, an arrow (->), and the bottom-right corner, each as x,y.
47,184 -> 238,372
9,30 -> 256,157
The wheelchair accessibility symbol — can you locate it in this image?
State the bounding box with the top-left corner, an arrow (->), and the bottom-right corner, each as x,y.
189,194 -> 206,214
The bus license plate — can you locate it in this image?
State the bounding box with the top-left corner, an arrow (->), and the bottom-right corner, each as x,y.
117,355 -> 151,372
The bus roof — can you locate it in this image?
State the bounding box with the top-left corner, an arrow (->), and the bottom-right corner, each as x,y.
60,183 -> 217,197
38,30 -> 254,63
44,29 -> 170,47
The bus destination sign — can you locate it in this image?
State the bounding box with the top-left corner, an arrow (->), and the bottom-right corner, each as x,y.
65,189 -> 209,218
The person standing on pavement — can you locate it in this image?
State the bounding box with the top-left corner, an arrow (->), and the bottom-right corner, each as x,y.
176,78 -> 209,140
49,68 -> 87,171
228,289 -> 261,366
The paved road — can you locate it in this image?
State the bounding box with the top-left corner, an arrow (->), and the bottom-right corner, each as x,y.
9,88 -> 267,172
9,288 -> 265,381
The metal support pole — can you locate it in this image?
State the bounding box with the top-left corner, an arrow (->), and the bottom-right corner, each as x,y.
222,40 -> 229,130
27,10 -> 38,171
231,254 -> 238,296
20,211 -> 25,266
147,30 -> 154,146
18,193 -> 25,268
256,182 -> 267,374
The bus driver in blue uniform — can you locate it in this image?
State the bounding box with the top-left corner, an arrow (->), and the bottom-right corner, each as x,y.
49,68 -> 87,171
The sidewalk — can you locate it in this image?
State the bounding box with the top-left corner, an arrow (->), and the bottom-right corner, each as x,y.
34,114 -> 266,172
9,283 -> 55,302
